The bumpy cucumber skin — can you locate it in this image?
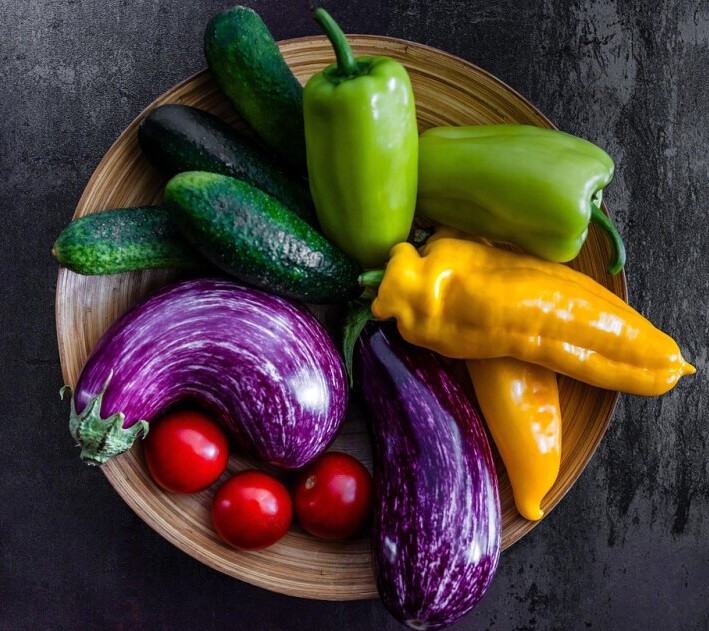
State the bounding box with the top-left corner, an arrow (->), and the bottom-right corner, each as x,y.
53,206 -> 207,275
138,104 -> 316,226
164,172 -> 362,304
204,6 -> 306,172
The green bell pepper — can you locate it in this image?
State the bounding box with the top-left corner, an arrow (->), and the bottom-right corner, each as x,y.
303,8 -> 418,269
417,125 -> 626,274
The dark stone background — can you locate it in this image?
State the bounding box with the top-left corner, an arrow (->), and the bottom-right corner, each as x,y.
1,0 -> 707,629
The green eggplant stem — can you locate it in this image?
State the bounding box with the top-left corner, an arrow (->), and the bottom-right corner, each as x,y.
313,8 -> 360,77
590,203 -> 626,275
359,270 -> 385,288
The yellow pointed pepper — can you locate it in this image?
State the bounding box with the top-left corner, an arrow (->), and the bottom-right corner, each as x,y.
467,358 -> 561,521
365,233 -> 695,396
423,229 -> 563,521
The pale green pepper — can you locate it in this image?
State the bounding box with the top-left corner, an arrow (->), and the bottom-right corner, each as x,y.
417,125 -> 626,274
303,8 -> 418,269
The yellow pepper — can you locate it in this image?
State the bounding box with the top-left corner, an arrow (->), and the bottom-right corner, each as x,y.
366,233 -> 695,396
426,229 -> 563,521
467,358 -> 561,521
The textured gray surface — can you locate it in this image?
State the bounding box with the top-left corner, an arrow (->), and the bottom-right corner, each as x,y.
1,0 -> 707,629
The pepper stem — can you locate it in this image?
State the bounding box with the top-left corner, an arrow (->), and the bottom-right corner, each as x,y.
359,270 -> 385,288
313,8 -> 360,77
591,203 -> 626,275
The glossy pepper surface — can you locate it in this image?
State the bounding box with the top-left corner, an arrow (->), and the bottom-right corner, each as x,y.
417,125 -> 626,274
364,232 -> 695,396
303,8 -> 418,268
467,358 -> 561,522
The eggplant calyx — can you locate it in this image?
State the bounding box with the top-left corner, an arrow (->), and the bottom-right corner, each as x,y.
342,299 -> 376,389
67,373 -> 149,465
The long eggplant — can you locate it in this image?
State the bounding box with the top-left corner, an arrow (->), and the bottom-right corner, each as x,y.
355,322 -> 500,630
65,278 -> 347,468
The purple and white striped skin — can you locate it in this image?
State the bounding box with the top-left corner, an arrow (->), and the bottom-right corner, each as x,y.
354,323 -> 500,630
68,278 -> 347,467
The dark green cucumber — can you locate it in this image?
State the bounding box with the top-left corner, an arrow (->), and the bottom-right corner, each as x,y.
204,6 -> 306,172
138,104 -> 317,226
52,206 -> 208,275
164,172 -> 362,304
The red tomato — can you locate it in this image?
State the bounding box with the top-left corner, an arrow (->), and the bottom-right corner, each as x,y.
212,470 -> 292,550
294,452 -> 374,540
143,409 -> 229,493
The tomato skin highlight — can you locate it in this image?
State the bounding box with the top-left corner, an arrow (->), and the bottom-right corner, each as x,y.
212,470 -> 293,550
294,452 -> 374,540
143,409 -> 229,493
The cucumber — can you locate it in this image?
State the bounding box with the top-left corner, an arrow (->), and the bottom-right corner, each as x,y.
138,104 -> 317,226
164,172 -> 362,304
52,206 -> 207,275
204,6 -> 306,172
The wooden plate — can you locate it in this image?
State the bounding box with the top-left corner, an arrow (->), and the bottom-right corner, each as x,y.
55,36 -> 626,600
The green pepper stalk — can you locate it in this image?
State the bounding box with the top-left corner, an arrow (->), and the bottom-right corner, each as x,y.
304,8 -> 419,269
417,125 -> 626,275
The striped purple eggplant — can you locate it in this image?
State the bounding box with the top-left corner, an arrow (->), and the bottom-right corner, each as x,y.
354,322 -> 500,630
65,278 -> 347,468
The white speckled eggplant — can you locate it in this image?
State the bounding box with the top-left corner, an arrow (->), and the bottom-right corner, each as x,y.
65,278 -> 347,467
354,322 -> 501,630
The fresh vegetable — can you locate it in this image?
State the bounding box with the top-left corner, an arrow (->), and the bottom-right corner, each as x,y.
417,125 -> 625,274
212,470 -> 293,550
204,5 -> 306,172
467,358 -> 561,521
293,451 -> 373,540
303,8 -> 418,268
164,171 -> 362,304
143,408 -> 229,493
362,229 -> 695,396
64,278 -> 348,467
52,206 -> 207,275
138,104 -> 317,226
354,322 -> 500,630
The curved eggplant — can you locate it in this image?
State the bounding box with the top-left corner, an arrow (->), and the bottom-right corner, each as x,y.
65,278 -> 347,468
354,322 -> 500,630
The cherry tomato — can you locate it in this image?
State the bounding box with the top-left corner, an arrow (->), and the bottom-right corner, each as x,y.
212,470 -> 292,550
143,409 -> 229,493
294,452 -> 374,540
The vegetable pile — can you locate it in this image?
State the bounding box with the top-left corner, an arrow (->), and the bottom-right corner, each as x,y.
54,5 -> 696,630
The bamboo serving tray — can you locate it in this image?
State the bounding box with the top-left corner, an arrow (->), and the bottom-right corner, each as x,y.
55,36 -> 626,600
